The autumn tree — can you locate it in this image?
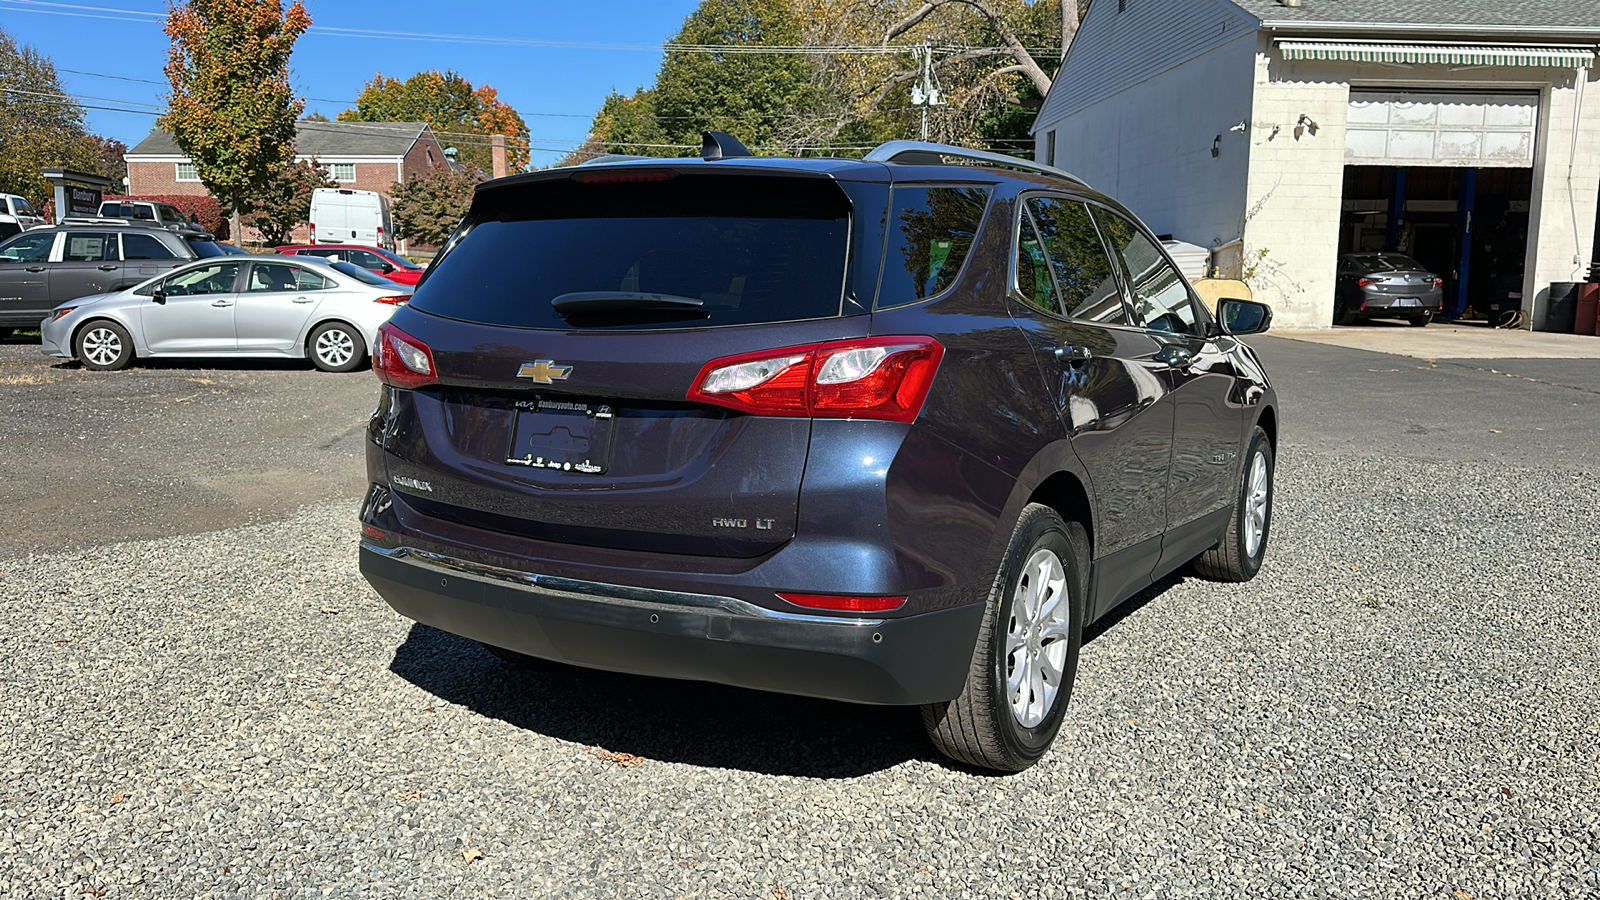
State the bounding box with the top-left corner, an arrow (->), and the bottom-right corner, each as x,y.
339,71 -> 530,173
0,26 -> 127,204
161,0 -> 311,235
391,168 -> 478,247
243,158 -> 334,247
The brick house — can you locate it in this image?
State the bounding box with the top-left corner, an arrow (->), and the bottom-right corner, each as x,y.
124,120 -> 448,247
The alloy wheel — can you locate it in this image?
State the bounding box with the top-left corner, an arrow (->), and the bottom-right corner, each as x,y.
82,327 -> 122,368
1004,547 -> 1071,728
1243,450 -> 1270,557
315,328 -> 355,368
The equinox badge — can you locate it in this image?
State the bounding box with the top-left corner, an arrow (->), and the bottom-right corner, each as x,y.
517,360 -> 572,384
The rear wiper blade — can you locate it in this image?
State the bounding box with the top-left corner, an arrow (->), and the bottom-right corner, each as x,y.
551,291 -> 705,315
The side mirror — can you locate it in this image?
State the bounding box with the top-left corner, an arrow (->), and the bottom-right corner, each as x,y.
151,289 -> 167,305
1216,298 -> 1272,335
380,262 -> 395,273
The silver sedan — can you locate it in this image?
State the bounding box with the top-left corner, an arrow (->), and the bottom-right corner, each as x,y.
40,254 -> 414,372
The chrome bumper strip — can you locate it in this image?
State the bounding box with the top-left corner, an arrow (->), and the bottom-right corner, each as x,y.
362,543 -> 883,627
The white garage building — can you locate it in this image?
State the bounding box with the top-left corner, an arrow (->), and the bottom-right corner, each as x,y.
1032,0 -> 1600,329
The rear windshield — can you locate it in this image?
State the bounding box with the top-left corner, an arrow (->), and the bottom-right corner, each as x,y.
1354,253 -> 1425,272
331,260 -> 394,286
186,239 -> 224,258
409,172 -> 851,330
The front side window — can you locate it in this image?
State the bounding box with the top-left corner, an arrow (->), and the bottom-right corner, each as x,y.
121,233 -> 179,260
163,262 -> 240,295
1026,197 -> 1127,325
0,232 -> 55,262
1091,209 -> 1201,337
346,248 -> 385,269
878,185 -> 992,307
14,198 -> 36,217
64,232 -> 113,262
175,162 -> 199,182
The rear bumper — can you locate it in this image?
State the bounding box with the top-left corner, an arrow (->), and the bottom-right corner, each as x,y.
360,543 -> 984,706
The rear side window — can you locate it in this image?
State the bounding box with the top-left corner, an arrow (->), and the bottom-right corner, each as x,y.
1025,197 -> 1128,325
877,185 -> 991,308
122,232 -> 179,260
64,233 -> 113,261
412,173 -> 851,331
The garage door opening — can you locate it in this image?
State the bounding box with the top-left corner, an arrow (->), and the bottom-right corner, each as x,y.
1339,165 -> 1533,325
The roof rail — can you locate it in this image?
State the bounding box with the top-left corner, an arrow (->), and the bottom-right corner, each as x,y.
863,140 -> 1086,186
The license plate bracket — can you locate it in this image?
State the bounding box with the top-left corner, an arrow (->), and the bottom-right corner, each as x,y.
505,398 -> 615,474
1392,297 -> 1421,307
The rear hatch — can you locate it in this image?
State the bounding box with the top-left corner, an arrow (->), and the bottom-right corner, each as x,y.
382,166 -> 880,558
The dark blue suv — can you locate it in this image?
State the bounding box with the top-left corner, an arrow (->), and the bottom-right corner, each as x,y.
359,135 -> 1278,771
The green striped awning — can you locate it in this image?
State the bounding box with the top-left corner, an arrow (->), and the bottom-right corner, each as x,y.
1277,41 -> 1595,68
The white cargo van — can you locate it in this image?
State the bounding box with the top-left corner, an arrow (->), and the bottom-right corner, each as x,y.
309,188 -> 394,251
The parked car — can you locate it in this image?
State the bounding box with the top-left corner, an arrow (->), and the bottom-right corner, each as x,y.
0,223 -> 197,340
1334,252 -> 1444,326
0,193 -> 46,239
96,199 -> 209,236
40,255 -> 412,372
276,243 -> 425,285
356,135 -> 1279,772
309,188 -> 395,251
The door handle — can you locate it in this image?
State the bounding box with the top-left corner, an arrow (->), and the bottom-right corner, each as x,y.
98,265 -> 118,271
1053,345 -> 1093,363
1156,345 -> 1194,370
212,300 -> 233,307
292,296 -> 314,304
25,266 -> 45,272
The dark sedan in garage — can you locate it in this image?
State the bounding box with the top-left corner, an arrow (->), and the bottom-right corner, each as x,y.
1333,252 -> 1444,326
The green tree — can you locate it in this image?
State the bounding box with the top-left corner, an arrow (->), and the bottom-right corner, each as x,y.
339,71 -> 530,173
0,26 -> 124,204
391,168 -> 477,247
161,0 -> 311,230
243,158 -> 334,247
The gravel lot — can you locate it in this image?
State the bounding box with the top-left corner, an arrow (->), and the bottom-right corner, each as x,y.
2,336 -> 1598,898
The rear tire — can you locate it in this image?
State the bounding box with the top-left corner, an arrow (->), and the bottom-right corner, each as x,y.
1409,311 -> 1432,327
308,321 -> 366,372
1333,297 -> 1356,326
923,504 -> 1088,772
75,320 -> 134,371
1192,426 -> 1274,582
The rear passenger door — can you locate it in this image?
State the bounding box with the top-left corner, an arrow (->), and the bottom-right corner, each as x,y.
1089,208 -> 1245,569
1007,194 -> 1175,614
48,231 -> 120,302
235,261 -> 327,352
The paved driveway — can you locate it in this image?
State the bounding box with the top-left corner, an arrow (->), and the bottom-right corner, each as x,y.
2,334 -> 1596,898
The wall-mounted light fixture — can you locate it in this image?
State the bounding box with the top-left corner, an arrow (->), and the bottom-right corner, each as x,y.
1229,120 -> 1248,134
1211,135 -> 1222,158
1294,114 -> 1319,139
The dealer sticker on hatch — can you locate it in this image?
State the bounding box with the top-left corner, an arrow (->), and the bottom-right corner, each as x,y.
505,397 -> 615,474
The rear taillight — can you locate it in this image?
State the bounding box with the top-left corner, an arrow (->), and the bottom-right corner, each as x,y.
778,592 -> 907,613
373,295 -> 409,305
1358,277 -> 1379,287
1431,278 -> 1444,286
687,336 -> 943,423
308,224 -> 316,242
373,322 -> 438,389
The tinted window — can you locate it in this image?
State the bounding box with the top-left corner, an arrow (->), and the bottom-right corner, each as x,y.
64,233 -> 113,262
412,174 -> 851,331
1014,212 -> 1060,315
248,262 -> 324,292
1026,197 -> 1127,325
14,198 -> 36,217
0,232 -> 54,262
878,186 -> 991,307
122,232 -> 179,260
1092,209 -> 1200,337
187,240 -> 224,258
347,249 -> 386,269
330,261 -> 392,286
163,262 -> 239,295
1353,253 -> 1425,272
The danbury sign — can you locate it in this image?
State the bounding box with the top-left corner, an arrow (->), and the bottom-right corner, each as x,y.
40,168 -> 115,223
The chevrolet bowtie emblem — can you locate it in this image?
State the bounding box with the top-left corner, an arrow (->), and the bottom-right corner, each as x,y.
517,360 -> 572,384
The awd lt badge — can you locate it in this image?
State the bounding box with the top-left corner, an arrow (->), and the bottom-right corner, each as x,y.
517,360 -> 572,384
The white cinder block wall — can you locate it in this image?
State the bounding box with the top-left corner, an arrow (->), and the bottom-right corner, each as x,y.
1527,66 -> 1600,324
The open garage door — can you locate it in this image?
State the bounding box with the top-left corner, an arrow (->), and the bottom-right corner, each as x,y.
1346,90 -> 1539,168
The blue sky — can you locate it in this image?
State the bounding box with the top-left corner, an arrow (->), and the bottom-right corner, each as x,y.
1,0 -> 703,164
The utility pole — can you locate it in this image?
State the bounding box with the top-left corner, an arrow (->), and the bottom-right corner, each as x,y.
909,42 -> 943,141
